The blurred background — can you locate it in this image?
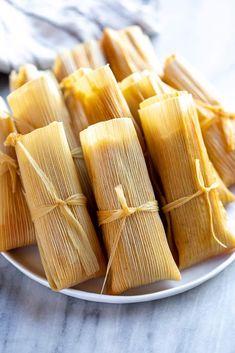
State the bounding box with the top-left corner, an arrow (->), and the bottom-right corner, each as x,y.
1,0 -> 235,106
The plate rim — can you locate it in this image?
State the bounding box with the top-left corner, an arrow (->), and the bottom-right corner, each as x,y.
2,251 -> 235,304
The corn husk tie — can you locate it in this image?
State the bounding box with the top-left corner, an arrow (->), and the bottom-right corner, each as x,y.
195,100 -> 235,152
162,159 -> 226,248
0,150 -> 18,192
6,133 -> 99,276
98,184 -> 159,294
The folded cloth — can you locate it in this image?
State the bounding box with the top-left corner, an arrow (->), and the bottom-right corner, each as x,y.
0,0 -> 160,73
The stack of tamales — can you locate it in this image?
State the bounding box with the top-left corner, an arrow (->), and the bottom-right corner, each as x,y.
139,92 -> 235,268
0,25 -> 234,297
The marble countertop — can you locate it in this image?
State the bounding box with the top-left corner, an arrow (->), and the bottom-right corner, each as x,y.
1,1 -> 235,352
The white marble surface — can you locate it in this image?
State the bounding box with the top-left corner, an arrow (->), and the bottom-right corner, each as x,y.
1,0 -> 235,352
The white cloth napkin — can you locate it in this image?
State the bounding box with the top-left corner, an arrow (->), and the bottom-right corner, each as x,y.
0,0 -> 160,73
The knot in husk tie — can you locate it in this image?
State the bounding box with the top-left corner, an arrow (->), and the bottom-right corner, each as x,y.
0,150 -> 18,192
6,132 -> 99,277
98,184 -> 159,294
162,159 -> 226,249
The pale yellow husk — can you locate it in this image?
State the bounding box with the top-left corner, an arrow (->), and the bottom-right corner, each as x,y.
102,26 -> 162,81
53,50 -> 78,82
71,65 -> 145,148
139,92 -> 235,269
7,74 -> 95,213
163,54 -> 235,187
7,122 -> 105,290
10,64 -> 41,91
53,39 -> 106,82
72,40 -> 106,69
120,70 -> 173,127
73,65 -> 132,125
60,68 -> 91,143
80,117 -> 180,295
0,97 -> 35,251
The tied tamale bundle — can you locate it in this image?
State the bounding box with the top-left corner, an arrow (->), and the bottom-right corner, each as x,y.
80,118 -> 180,295
0,97 -> 35,251
102,26 -> 162,81
120,70 -> 174,127
70,65 -> 145,148
120,71 -> 234,206
60,68 -> 91,143
163,54 -> 235,187
140,91 -> 235,206
6,122 -> 105,290
53,40 -> 106,82
139,92 -> 235,269
7,74 -> 95,213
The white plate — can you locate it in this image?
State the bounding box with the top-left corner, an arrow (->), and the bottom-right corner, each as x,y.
2,198 -> 235,304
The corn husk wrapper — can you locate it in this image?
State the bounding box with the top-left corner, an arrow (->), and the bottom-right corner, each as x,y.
72,40 -> 106,69
53,51 -> 78,82
10,64 -> 58,93
0,97 -> 35,251
60,68 -> 91,143
7,122 -> 105,290
210,165 -> 235,205
80,118 -> 180,295
53,40 -> 106,82
72,65 -> 145,148
163,54 -> 235,187
102,26 -> 162,81
73,65 -> 132,124
7,74 -> 95,213
120,70 -> 174,128
139,92 -> 235,269
9,64 -> 41,91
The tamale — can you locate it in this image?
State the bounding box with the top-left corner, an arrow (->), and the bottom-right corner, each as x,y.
71,65 -> 144,147
72,40 -> 106,69
6,122 -> 105,290
120,70 -> 173,127
120,71 -> 234,206
163,55 -> 220,105
10,64 -> 58,93
80,118 -> 180,295
0,97 -> 35,251
7,74 -> 95,213
9,64 -> 41,91
53,50 -> 78,82
102,26 -> 162,81
60,68 -> 91,143
53,40 -> 106,82
139,92 -> 235,269
163,54 -> 235,187
73,65 -> 132,125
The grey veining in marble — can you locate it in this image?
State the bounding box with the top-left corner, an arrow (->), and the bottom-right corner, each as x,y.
1,1 -> 235,352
